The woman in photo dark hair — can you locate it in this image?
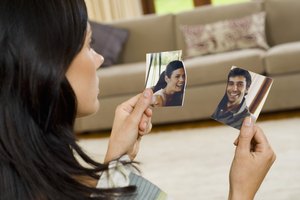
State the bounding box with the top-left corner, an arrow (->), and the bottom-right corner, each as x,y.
152,60 -> 186,107
0,0 -> 275,200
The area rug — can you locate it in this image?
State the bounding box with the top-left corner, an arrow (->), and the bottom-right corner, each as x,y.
78,117 -> 300,200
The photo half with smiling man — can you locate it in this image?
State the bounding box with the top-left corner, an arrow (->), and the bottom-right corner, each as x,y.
211,66 -> 273,130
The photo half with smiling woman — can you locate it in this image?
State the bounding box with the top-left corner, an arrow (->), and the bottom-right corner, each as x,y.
145,50 -> 187,107
211,66 -> 273,130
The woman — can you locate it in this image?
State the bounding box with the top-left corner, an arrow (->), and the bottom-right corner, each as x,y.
0,0 -> 152,199
0,0 -> 275,199
152,60 -> 186,107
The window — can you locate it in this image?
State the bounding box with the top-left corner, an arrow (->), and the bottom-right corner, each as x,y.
142,0 -> 250,15
155,0 -> 194,14
212,0 -> 250,6
141,0 -> 211,15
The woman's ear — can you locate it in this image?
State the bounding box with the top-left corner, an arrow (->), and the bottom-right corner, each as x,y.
164,75 -> 170,83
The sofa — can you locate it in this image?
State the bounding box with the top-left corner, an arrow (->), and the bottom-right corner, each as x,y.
75,0 -> 300,133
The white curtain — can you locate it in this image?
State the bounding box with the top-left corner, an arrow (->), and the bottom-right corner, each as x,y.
85,0 -> 143,22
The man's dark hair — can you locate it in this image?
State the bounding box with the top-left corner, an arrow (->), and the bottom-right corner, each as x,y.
227,67 -> 252,89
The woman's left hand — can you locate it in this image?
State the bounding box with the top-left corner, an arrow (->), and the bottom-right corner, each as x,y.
104,89 -> 153,163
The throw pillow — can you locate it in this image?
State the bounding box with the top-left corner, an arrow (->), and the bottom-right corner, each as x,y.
180,12 -> 269,58
90,21 -> 129,67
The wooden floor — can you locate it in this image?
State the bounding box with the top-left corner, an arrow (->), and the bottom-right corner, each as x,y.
77,108 -> 300,139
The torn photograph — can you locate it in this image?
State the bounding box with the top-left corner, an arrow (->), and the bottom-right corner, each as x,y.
145,50 -> 187,107
211,66 -> 273,130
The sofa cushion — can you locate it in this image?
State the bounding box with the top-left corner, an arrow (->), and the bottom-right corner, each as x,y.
180,12 -> 268,58
183,49 -> 265,87
265,0 -> 300,46
265,41 -> 300,75
98,62 -> 146,97
175,1 -> 264,57
90,21 -> 129,67
110,14 -> 175,64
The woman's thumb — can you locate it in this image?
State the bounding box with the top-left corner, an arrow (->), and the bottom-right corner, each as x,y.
236,117 -> 255,153
131,89 -> 153,120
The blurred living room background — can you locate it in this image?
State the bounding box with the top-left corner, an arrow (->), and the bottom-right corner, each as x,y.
85,0 -> 251,23
77,0 -> 300,199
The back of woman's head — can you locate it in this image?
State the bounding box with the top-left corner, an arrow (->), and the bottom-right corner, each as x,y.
0,0 -> 112,199
0,0 -> 88,127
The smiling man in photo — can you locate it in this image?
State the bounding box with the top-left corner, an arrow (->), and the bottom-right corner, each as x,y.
211,67 -> 252,129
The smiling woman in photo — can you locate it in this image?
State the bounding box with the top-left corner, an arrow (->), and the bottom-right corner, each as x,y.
152,60 -> 186,107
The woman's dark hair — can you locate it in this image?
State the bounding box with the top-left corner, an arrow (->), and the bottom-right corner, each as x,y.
0,0 -> 134,199
153,60 -> 185,106
153,60 -> 185,92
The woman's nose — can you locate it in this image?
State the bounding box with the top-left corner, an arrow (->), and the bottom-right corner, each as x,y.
93,49 -> 104,70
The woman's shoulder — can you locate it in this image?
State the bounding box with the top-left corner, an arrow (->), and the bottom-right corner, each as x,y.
153,89 -> 165,96
152,89 -> 166,107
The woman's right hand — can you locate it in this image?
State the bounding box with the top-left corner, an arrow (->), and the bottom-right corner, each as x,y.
229,117 -> 276,200
104,89 -> 153,163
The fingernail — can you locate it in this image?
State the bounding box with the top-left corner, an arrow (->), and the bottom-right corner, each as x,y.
244,116 -> 253,127
143,89 -> 150,98
143,122 -> 147,130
